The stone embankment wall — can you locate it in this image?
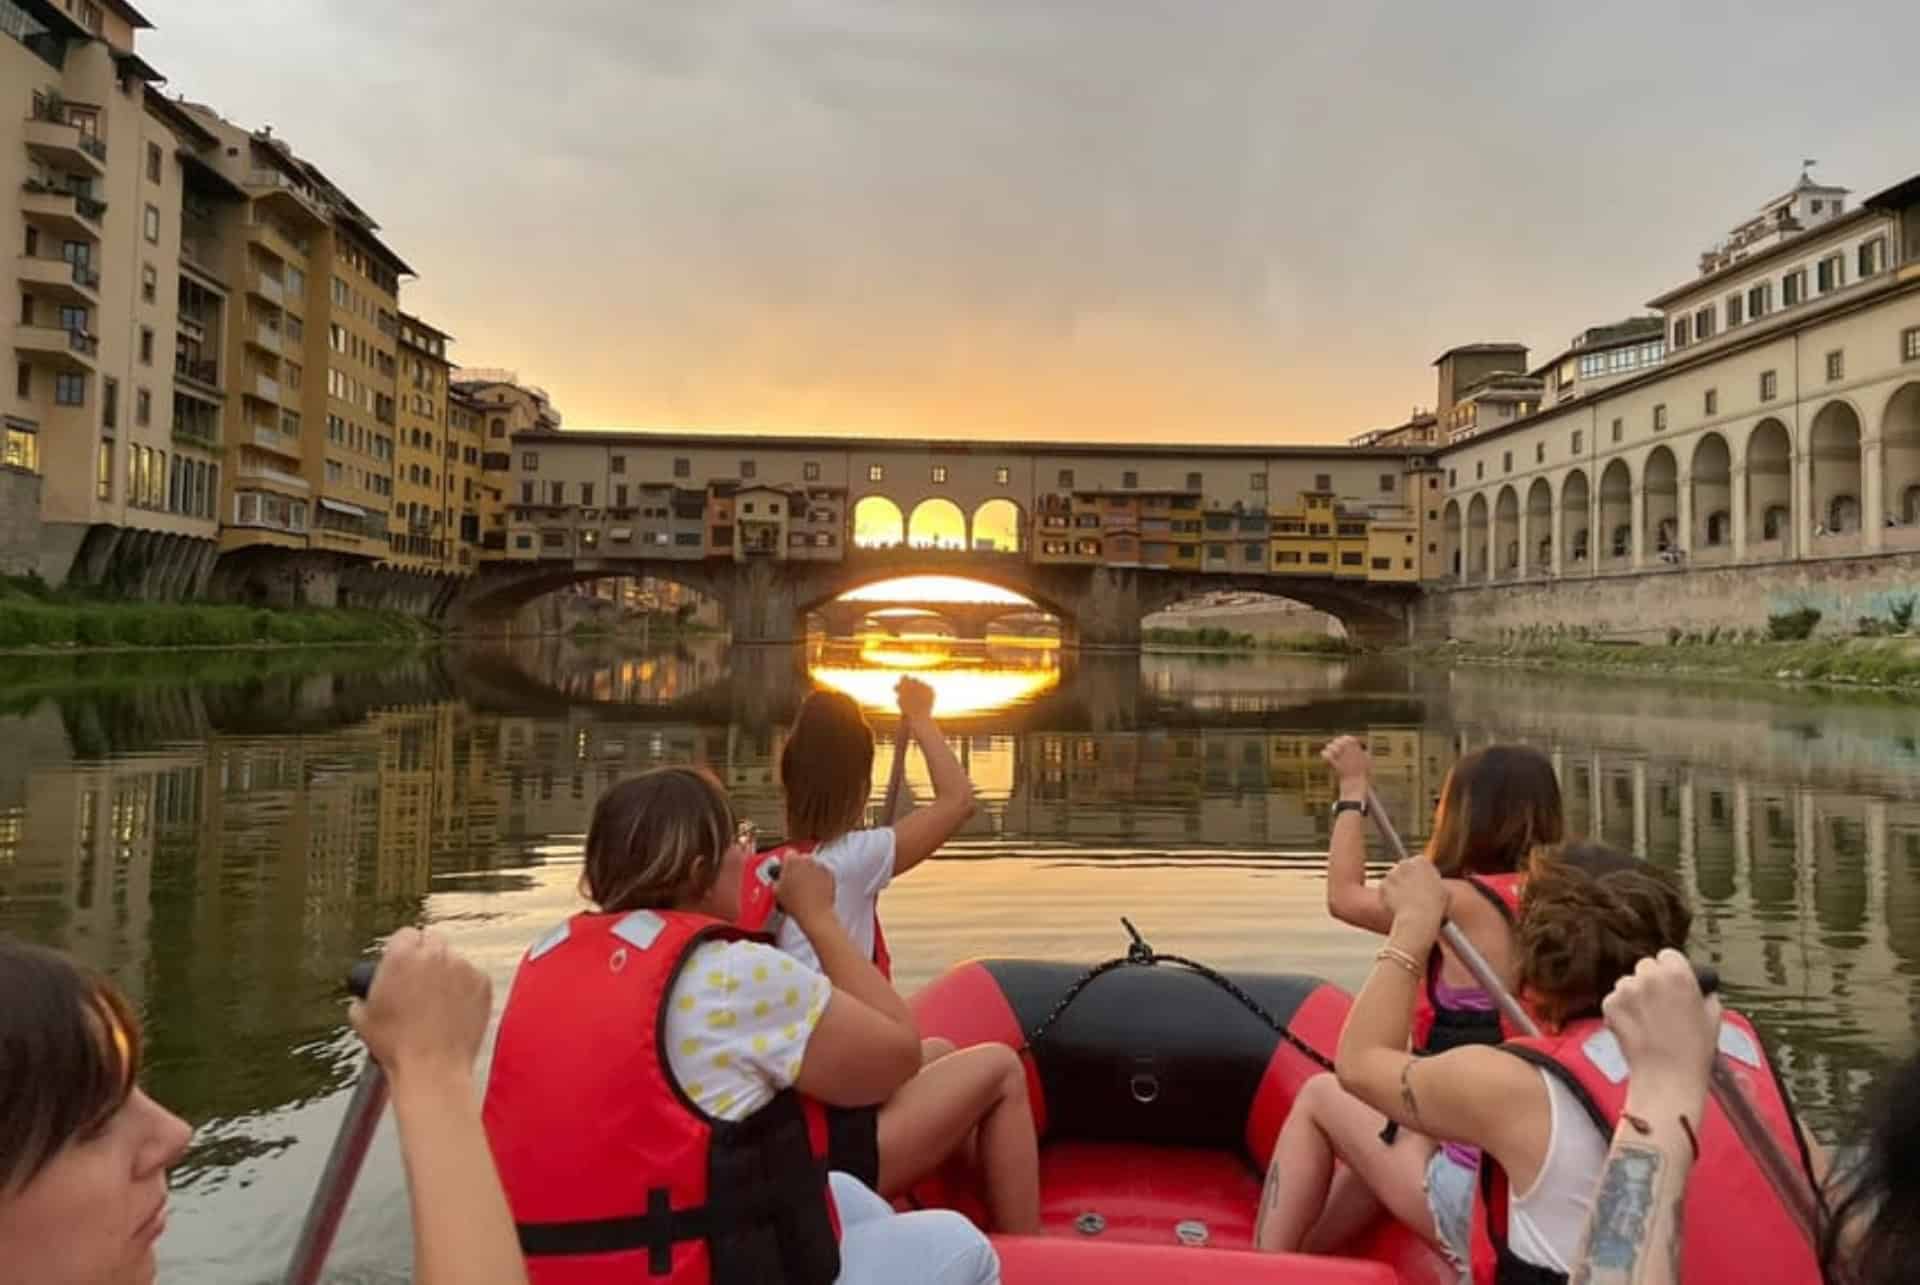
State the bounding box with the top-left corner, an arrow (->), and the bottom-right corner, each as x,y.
1420,553 -> 1920,642
0,469 -> 41,577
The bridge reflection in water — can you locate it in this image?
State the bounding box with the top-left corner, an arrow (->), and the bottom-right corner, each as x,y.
2,644 -> 1920,1281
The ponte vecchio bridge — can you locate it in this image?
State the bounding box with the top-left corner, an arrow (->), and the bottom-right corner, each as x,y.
455,433 -> 1446,648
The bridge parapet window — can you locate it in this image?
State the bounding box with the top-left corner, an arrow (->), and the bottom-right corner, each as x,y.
868,464 -> 885,482
1187,471 -> 1203,490
1058,468 -> 1075,488
994,466 -> 1010,485
931,465 -> 948,483
1250,472 -> 1266,491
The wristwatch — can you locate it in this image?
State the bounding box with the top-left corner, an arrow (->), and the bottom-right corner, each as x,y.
1331,798 -> 1370,821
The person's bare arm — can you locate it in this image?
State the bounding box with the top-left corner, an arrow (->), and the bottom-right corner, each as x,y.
1333,858 -> 1542,1160
1568,951 -> 1720,1285
351,929 -> 528,1285
779,855 -> 921,1105
889,677 -> 975,876
1322,736 -> 1392,932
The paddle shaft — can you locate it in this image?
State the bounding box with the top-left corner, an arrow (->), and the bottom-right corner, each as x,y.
881,725 -> 910,824
1362,788 -> 1824,1252
285,961 -> 387,1285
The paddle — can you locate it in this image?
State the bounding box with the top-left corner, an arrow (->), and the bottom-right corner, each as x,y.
284,959 -> 387,1285
881,722 -> 910,825
1362,788 -> 1825,1253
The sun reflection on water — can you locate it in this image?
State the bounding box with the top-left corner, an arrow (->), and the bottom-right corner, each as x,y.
809,638 -> 1061,718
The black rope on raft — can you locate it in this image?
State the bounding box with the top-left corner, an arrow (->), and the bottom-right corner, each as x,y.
1023,918 -> 1337,1075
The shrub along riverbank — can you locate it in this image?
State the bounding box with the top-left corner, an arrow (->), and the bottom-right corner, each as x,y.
1419,635 -> 1920,691
1142,626 -> 1352,655
0,578 -> 435,651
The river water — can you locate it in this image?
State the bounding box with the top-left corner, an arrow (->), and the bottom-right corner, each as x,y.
2,637 -> 1917,1282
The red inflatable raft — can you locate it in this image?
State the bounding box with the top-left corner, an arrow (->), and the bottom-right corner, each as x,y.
906,952 -> 1456,1285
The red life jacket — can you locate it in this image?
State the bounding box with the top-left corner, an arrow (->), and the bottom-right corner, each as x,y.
743,839 -> 893,980
1467,1010 -> 1822,1285
1410,872 -> 1524,1055
482,909 -> 841,1285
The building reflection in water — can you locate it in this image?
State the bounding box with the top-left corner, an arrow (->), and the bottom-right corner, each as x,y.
1,647 -> 1918,1150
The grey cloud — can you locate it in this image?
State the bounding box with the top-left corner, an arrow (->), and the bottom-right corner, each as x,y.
146,1 -> 1920,439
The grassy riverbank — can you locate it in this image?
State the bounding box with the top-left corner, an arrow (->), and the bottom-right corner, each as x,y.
0,578 -> 434,651
1142,626 -> 1352,655
1421,636 -> 1920,691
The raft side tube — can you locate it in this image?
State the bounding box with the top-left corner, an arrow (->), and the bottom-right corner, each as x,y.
990,1235 -> 1399,1284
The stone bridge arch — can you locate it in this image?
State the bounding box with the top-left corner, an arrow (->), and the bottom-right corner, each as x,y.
452,547 -> 1421,649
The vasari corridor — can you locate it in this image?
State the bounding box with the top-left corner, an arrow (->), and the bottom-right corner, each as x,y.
3,2 -> 1920,1284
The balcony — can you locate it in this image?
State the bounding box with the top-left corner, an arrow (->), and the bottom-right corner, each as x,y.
249,323 -> 281,354
24,106 -> 107,177
13,324 -> 98,372
173,354 -> 219,388
244,168 -> 331,222
251,373 -> 281,402
179,235 -> 227,280
234,456 -> 310,492
249,423 -> 302,461
245,269 -> 285,305
16,254 -> 98,304
249,216 -> 310,264
19,181 -> 104,239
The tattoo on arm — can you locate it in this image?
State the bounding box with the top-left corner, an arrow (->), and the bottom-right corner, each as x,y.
1569,1143 -> 1672,1285
1399,1059 -> 1423,1129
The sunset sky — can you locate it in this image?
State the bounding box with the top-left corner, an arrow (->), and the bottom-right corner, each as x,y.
149,3 -> 1918,446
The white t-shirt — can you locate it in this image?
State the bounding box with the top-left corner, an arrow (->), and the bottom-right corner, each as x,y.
773,828 -> 897,972
662,938 -> 831,1122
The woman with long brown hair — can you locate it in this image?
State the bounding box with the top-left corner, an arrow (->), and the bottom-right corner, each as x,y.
765,677 -> 1039,1233
1258,739 -> 1564,1261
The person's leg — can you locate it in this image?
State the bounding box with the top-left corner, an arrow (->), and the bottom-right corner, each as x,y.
828,1171 -> 895,1228
1255,1073 -> 1437,1254
1256,1073 -> 1342,1252
922,1036 -> 957,1065
876,1044 -> 1040,1233
1301,1163 -> 1384,1255
835,1209 -> 1000,1285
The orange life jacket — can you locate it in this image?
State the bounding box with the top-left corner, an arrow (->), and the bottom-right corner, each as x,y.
1410,872 -> 1523,1054
482,909 -> 841,1285
1467,1009 -> 1822,1285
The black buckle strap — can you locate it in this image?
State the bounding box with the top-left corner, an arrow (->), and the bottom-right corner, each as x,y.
517,1187 -> 711,1274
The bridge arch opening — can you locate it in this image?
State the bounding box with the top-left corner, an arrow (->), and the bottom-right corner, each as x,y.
1747,419 -> 1792,549
1494,487 -> 1520,578
971,499 -> 1025,553
1466,494 -> 1489,580
1886,383 -> 1920,526
853,495 -> 906,548
907,498 -> 968,550
1690,432 -> 1732,554
1525,478 -> 1552,575
1810,400 -> 1863,536
1644,446 -> 1678,559
1599,459 -> 1632,564
1561,469 -> 1590,568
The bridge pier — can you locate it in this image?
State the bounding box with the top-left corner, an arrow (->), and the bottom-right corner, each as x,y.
729,558 -> 806,645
